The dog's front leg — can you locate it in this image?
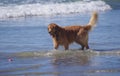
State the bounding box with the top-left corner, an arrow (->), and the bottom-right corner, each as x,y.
52,38 -> 59,49
63,44 -> 69,50
54,43 -> 59,49
53,41 -> 59,50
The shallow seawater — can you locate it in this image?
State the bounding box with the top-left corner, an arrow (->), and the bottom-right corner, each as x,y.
0,10 -> 120,76
0,0 -> 120,76
1,50 -> 120,76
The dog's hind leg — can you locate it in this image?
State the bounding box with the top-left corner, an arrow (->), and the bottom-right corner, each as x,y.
82,43 -> 90,50
75,40 -> 89,50
81,45 -> 85,50
86,44 -> 89,49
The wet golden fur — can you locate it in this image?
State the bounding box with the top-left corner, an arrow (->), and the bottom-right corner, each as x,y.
48,12 -> 98,50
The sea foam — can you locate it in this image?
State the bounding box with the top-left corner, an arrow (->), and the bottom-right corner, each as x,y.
0,1 -> 111,19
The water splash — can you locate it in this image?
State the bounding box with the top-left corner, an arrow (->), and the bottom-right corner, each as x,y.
8,49 -> 120,58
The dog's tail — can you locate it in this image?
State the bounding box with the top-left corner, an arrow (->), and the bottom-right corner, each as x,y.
85,12 -> 98,31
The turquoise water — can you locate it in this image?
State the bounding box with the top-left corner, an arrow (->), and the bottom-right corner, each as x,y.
0,0 -> 120,76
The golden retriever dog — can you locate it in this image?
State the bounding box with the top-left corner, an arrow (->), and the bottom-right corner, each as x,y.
48,12 -> 98,50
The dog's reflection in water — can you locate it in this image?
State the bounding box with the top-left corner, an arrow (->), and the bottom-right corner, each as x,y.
52,51 -> 90,66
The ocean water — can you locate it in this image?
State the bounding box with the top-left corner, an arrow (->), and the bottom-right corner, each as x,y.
0,0 -> 120,76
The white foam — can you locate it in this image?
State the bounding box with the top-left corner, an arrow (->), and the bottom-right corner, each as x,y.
0,1 -> 112,19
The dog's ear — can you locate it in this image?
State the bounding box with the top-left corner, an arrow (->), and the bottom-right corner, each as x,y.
53,24 -> 60,40
54,26 -> 59,35
51,24 -> 59,32
54,26 -> 58,32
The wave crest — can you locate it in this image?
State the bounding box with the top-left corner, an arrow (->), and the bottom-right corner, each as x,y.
0,1 -> 111,19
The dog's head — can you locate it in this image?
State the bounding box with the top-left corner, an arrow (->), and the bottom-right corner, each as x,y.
48,23 -> 59,37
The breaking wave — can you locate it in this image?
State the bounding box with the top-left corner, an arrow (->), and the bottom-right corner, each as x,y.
1,49 -> 120,59
0,0 -> 112,19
